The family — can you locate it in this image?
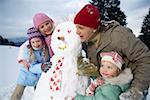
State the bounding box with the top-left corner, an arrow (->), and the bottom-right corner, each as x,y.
11,3 -> 150,100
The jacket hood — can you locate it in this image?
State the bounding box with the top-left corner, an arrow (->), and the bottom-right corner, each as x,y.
101,20 -> 120,32
104,68 -> 133,86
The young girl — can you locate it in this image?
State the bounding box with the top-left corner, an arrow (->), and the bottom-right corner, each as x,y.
75,51 -> 133,100
33,12 -> 55,57
18,12 -> 55,68
11,27 -> 50,100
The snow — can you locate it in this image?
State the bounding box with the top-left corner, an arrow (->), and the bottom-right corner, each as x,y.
33,21 -> 89,100
0,45 -> 34,100
0,45 -> 150,100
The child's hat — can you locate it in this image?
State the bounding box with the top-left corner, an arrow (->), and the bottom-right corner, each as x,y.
27,27 -> 42,39
33,12 -> 54,29
74,4 -> 100,29
100,51 -> 124,69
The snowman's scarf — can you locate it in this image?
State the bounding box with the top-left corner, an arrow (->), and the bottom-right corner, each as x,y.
49,56 -> 64,91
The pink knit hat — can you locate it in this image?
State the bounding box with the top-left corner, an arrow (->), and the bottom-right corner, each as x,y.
74,4 -> 100,29
33,12 -> 54,29
100,51 -> 124,70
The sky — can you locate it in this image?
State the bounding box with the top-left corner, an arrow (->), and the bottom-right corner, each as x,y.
0,0 -> 150,39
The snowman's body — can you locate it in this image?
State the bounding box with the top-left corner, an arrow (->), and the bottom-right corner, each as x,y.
33,21 -> 88,100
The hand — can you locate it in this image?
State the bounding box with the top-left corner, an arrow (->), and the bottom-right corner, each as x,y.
19,59 -> 30,70
94,77 -> 105,86
41,62 -> 52,73
119,87 -> 144,100
77,55 -> 99,76
86,87 -> 94,96
77,62 -> 99,76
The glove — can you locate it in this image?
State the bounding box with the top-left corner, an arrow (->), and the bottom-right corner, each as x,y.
86,86 -> 94,96
86,77 -> 104,96
119,87 -> 144,100
77,56 -> 99,76
41,62 -> 52,73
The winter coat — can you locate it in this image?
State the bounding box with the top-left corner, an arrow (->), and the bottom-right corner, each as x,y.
75,68 -> 133,100
83,20 -> 150,91
17,40 -> 29,61
17,45 -> 50,86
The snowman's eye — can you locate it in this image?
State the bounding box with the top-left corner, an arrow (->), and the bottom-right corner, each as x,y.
57,29 -> 60,32
67,30 -> 71,34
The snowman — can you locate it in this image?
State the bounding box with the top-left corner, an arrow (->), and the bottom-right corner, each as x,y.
33,21 -> 89,100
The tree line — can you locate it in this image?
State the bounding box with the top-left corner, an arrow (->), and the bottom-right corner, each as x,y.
138,8 -> 150,49
0,35 -> 15,46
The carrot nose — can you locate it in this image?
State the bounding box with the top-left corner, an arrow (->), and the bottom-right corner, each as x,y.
58,36 -> 64,41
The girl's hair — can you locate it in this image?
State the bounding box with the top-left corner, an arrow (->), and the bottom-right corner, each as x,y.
26,27 -> 49,63
27,35 -> 49,63
28,44 -> 49,63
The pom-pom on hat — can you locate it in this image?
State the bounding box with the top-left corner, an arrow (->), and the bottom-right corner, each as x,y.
33,12 -> 54,29
74,4 -> 100,29
100,51 -> 124,70
27,27 -> 42,40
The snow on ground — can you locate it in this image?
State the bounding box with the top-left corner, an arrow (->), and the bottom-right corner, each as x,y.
0,45 -> 150,100
0,45 -> 34,100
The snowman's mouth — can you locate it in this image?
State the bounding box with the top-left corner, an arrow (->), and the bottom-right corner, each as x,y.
57,36 -> 67,50
58,44 -> 67,50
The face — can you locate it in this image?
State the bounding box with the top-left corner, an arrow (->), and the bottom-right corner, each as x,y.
75,24 -> 94,42
30,37 -> 43,50
100,60 -> 120,78
38,20 -> 54,36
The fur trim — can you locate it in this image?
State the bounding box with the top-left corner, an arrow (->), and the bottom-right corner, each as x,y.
105,68 -> 133,85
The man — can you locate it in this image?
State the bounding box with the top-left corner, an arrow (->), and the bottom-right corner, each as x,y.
74,4 -> 150,100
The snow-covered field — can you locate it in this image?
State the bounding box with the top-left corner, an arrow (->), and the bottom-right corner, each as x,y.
0,45 -> 34,100
0,45 -> 150,100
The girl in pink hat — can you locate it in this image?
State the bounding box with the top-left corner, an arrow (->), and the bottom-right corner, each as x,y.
18,12 -> 55,69
75,51 -> 133,100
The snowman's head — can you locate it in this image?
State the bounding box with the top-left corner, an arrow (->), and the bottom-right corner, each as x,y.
51,21 -> 81,56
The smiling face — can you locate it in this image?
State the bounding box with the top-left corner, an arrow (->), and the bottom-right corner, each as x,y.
100,60 -> 120,78
51,21 -> 81,55
30,37 -> 44,50
38,20 -> 54,36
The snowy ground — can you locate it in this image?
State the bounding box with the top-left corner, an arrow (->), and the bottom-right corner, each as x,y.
0,45 -> 150,100
0,45 -> 34,100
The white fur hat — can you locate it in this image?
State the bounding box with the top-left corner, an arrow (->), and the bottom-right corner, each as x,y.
100,51 -> 124,70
